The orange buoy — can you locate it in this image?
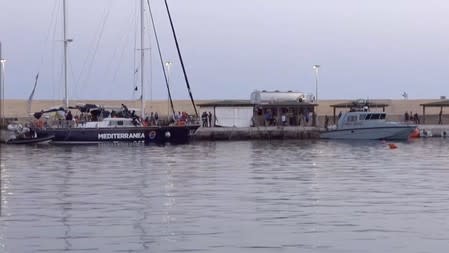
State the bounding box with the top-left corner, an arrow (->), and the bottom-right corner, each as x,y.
409,128 -> 420,138
388,143 -> 398,149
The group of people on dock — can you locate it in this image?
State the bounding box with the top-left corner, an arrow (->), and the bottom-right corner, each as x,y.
201,111 -> 214,127
260,109 -> 316,127
404,111 -> 420,124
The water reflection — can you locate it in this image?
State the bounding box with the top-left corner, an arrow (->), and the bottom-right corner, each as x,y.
0,139 -> 449,252
59,154 -> 74,252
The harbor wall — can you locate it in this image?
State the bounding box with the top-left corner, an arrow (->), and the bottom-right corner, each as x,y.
193,126 -> 320,141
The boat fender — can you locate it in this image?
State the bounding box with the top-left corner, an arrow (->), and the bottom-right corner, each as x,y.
148,131 -> 157,140
422,129 -> 432,137
442,130 -> 447,138
7,124 -> 22,131
36,120 -> 44,129
419,129 -> 425,137
409,128 -> 420,138
165,131 -> 171,138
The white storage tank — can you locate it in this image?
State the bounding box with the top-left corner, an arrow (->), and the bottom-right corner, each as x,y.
250,90 -> 314,104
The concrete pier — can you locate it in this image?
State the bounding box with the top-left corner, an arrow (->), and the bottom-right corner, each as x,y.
193,126 -> 320,141
418,125 -> 449,138
193,125 -> 449,141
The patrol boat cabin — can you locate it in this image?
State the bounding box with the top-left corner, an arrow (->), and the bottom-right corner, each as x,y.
337,111 -> 387,129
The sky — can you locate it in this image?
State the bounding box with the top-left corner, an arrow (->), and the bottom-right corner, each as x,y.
1,0 -> 448,101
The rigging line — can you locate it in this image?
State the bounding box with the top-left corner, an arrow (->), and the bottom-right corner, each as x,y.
50,1 -> 61,102
108,5 -> 137,92
76,1 -> 114,93
105,2 -> 134,89
32,0 -> 57,103
147,0 -> 175,116
25,0 -> 57,104
81,2 -> 113,91
163,0 -> 198,117
110,35 -> 133,87
38,0 -> 59,71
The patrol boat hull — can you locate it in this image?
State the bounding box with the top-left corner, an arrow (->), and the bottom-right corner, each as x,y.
320,125 -> 415,140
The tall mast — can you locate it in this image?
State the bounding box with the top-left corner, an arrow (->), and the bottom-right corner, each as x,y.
0,41 -> 4,216
164,0 -> 198,117
140,0 -> 145,118
63,0 -> 69,109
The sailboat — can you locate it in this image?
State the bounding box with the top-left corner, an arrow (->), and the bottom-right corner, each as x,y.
34,0 -> 200,144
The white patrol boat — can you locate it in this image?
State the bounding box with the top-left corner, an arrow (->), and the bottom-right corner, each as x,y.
321,110 -> 416,140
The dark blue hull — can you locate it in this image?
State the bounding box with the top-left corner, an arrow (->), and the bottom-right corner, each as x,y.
36,125 -> 199,145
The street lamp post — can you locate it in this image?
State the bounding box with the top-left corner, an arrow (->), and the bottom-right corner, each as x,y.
313,65 -> 320,103
0,41 -> 4,216
0,41 -> 5,127
0,59 -> 5,128
165,61 -> 173,117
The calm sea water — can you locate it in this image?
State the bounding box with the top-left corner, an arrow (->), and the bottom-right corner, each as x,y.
0,139 -> 449,253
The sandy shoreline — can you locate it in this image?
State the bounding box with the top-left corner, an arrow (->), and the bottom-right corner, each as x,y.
1,99 -> 445,118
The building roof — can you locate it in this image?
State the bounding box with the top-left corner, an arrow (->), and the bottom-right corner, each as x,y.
420,99 -> 449,107
197,100 -> 317,107
197,100 -> 253,107
257,101 -> 317,107
329,99 -> 390,109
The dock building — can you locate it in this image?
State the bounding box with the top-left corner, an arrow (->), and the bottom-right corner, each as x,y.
198,90 -> 317,127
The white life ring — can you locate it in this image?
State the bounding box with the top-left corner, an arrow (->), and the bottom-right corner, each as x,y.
149,131 -> 157,140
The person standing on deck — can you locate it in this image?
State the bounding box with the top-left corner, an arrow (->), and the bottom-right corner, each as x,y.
201,112 -> 208,127
208,112 -> 212,127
